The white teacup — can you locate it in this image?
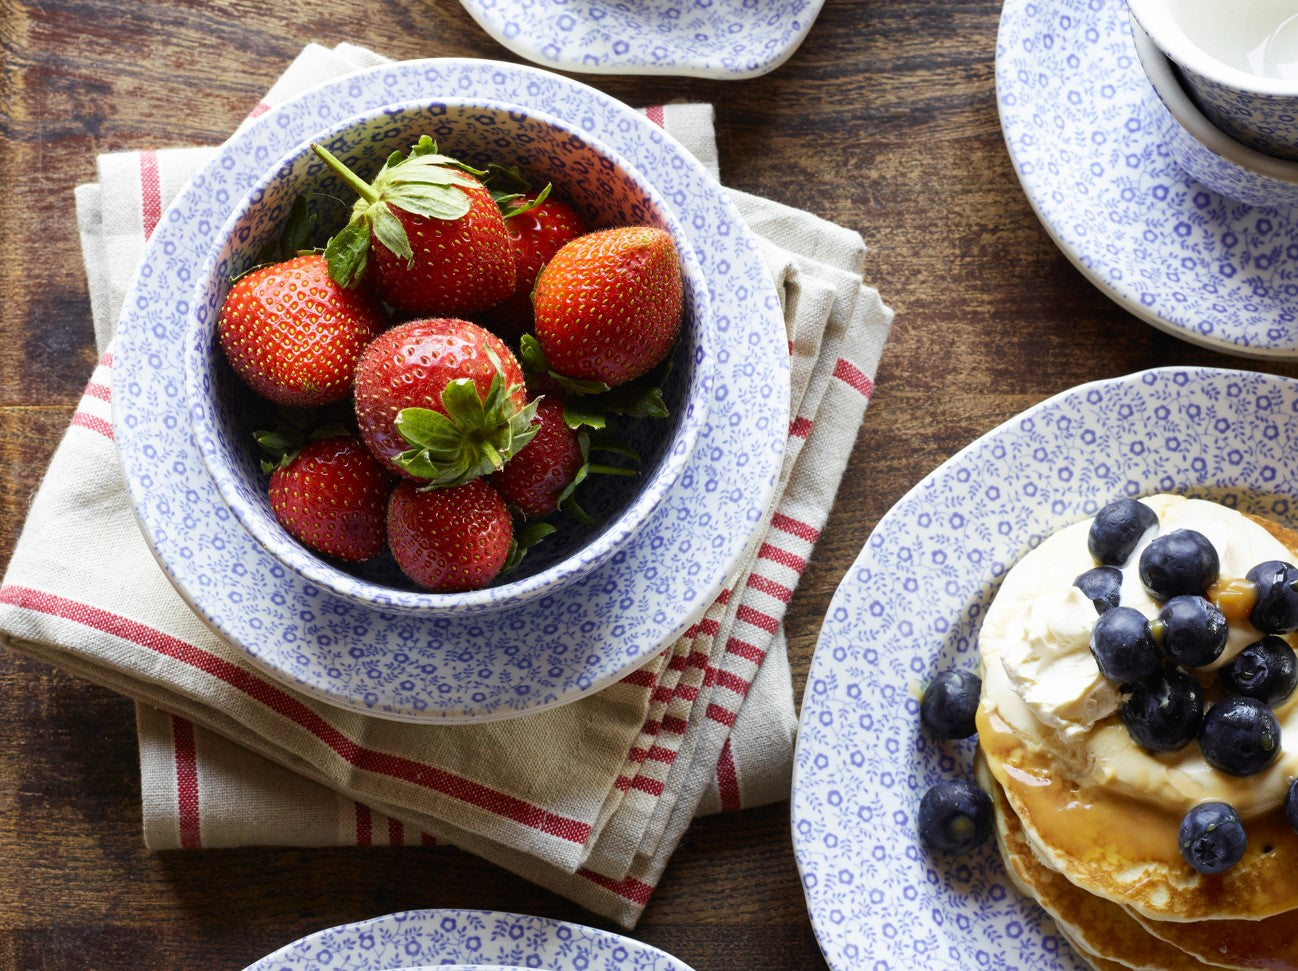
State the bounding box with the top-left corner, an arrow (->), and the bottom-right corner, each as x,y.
1129,0 -> 1298,161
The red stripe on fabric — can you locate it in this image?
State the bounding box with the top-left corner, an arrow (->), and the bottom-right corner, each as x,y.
84,381 -> 111,403
662,715 -> 689,735
652,685 -> 674,704
758,542 -> 807,573
715,669 -> 751,696
619,668 -> 657,689
388,817 -> 404,846
717,588 -> 732,605
0,587 -> 592,845
770,512 -> 819,543
706,703 -> 738,728
98,350 -> 113,368
70,412 -> 113,440
672,683 -> 699,703
355,803 -> 372,846
645,105 -> 666,127
628,745 -> 678,765
716,738 -> 742,813
172,716 -> 201,849
668,649 -> 710,672
578,868 -> 657,906
746,573 -> 794,603
420,832 -> 437,846
725,638 -> 767,664
614,774 -> 665,796
736,604 -> 780,634
140,151 -> 162,239
832,357 -> 875,398
789,416 -> 813,439
247,102 -> 271,119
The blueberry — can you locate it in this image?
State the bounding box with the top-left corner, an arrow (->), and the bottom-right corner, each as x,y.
1178,802 -> 1246,874
918,779 -> 993,855
1246,561 -> 1298,634
1074,566 -> 1123,614
1120,667 -> 1203,752
1150,595 -> 1227,668
1217,635 -> 1298,706
920,670 -> 982,739
1288,780 -> 1298,834
1088,499 -> 1159,566
1089,606 -> 1161,683
1139,529 -> 1219,601
1199,696 -> 1281,776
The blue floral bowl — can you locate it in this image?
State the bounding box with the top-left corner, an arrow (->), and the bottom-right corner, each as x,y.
184,98 -> 714,616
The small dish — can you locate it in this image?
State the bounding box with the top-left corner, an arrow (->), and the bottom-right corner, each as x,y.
187,96 -> 713,616
1131,14 -> 1298,209
791,366 -> 1298,970
457,0 -> 825,80
242,908 -> 697,969
112,57 -> 789,722
997,0 -> 1298,358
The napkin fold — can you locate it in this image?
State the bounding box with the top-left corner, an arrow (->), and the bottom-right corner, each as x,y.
1,43 -> 893,927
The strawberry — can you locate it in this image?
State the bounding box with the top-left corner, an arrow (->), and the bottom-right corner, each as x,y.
531,226 -> 683,388
489,397 -> 584,517
386,478 -> 513,592
265,433 -> 391,562
486,190 -> 589,335
353,318 -> 538,486
312,137 -> 515,317
216,253 -> 385,407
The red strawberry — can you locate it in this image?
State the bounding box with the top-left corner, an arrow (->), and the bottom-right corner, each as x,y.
267,433 -> 391,562
490,397 -> 584,517
216,253 -> 385,407
313,137 -> 515,317
486,191 -> 589,335
353,318 -> 538,486
387,478 -> 513,592
532,226 -> 683,388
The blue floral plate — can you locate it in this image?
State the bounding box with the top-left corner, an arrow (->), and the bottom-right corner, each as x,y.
998,0 -> 1298,358
242,909 -> 696,970
791,367 -> 1298,970
111,59 -> 788,723
457,0 -> 825,79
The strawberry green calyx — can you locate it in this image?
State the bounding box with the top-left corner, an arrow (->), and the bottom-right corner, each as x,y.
312,136 -> 486,288
557,429 -> 640,524
392,359 -> 540,489
501,521 -> 558,575
519,333 -> 670,429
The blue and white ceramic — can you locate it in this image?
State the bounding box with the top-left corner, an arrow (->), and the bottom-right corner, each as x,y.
457,0 -> 825,80
187,97 -> 715,616
242,909 -> 696,970
1129,0 -> 1298,162
792,367 -> 1298,970
998,0 -> 1298,358
112,59 -> 789,722
1131,16 -> 1298,210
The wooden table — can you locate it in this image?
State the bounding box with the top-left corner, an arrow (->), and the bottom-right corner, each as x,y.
5,1 -> 1297,968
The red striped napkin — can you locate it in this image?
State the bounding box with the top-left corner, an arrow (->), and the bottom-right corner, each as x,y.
4,44 -> 892,927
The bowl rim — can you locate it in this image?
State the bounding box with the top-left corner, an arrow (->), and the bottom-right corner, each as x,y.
184,94 -> 716,615
1128,0 -> 1298,97
1129,12 -> 1298,186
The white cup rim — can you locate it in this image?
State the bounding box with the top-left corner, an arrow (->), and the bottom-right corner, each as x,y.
1131,12 -> 1298,186
1129,0 -> 1298,96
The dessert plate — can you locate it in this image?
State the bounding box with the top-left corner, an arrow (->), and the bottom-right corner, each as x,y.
457,0 -> 825,80
242,908 -> 696,969
997,0 -> 1298,358
111,58 -> 789,723
791,367 -> 1298,970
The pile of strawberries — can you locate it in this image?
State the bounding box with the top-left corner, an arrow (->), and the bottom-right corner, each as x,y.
215,136 -> 683,593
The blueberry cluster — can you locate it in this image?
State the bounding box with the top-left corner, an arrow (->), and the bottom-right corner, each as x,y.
917,670 -> 993,855
1080,498 -> 1298,873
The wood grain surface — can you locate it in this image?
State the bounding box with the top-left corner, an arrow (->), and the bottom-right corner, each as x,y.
4,1 -> 1298,969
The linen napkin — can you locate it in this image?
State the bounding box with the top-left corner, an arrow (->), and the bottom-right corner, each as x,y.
0,43 -> 893,927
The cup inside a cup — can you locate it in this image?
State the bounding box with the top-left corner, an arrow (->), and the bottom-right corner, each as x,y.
1171,0 -> 1298,82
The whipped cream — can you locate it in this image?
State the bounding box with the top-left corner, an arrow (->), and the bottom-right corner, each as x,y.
980,494 -> 1298,816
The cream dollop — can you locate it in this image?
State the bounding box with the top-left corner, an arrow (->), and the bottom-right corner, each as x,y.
980,494 -> 1298,817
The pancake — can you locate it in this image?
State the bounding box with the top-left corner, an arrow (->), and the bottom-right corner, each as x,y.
978,757 -> 1223,970
976,498 -> 1298,923
1127,906 -> 1298,970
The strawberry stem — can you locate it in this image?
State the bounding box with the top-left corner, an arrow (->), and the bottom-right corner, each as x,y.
311,143 -> 380,204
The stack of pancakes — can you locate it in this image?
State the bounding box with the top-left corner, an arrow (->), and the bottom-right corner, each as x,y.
976,504 -> 1298,970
